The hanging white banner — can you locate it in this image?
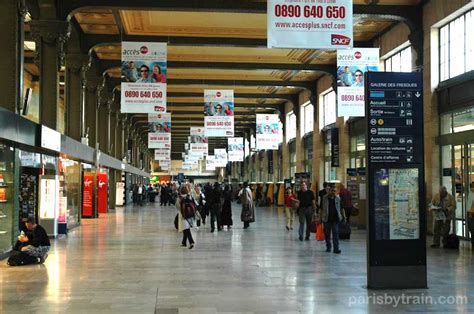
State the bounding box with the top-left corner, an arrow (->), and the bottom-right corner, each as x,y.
267,0 -> 353,49
206,155 -> 216,171
121,42 -> 167,113
214,148 -> 228,167
204,90 -> 234,137
228,138 -> 244,162
256,114 -> 281,150
337,48 -> 379,117
148,113 -> 171,133
154,149 -> 171,161
148,133 -> 171,149
190,143 -> 208,157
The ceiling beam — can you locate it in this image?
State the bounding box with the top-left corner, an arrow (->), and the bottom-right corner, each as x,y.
167,79 -> 313,90
97,60 -> 334,76
168,92 -> 298,103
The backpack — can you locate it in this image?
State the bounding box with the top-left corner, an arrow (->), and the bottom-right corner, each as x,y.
240,188 -> 249,206
181,197 -> 196,219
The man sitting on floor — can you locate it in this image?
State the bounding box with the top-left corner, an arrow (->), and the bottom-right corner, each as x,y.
7,217 -> 50,266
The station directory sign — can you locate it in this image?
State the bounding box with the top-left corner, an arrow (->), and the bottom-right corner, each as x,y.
365,72 -> 426,289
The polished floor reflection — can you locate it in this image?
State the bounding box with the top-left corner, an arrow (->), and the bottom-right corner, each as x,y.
1,203 -> 473,313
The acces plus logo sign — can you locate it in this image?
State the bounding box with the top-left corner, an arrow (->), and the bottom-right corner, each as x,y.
216,91 -> 222,98
354,51 -> 362,59
140,46 -> 149,54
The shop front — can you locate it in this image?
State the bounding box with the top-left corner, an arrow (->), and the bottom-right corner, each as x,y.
439,106 -> 474,238
58,157 -> 82,232
0,143 -> 17,256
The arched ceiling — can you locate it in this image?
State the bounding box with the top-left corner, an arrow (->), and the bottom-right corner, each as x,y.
23,0 -> 422,162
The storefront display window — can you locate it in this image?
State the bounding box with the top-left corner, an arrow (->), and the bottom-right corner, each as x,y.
324,131 -> 337,182
59,158 -> 81,230
0,144 -> 16,254
440,106 -> 474,134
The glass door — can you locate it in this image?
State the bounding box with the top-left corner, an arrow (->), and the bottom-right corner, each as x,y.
452,144 -> 474,238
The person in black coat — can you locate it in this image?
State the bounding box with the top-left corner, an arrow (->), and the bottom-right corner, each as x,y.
209,182 -> 223,232
221,185 -> 233,229
8,217 -> 50,266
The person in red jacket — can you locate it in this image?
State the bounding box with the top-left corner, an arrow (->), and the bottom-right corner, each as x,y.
284,187 -> 297,231
339,184 -> 353,223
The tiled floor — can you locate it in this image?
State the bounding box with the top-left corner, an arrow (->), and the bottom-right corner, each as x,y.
0,203 -> 473,313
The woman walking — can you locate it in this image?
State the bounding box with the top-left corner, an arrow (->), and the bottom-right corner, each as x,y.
221,185 -> 233,229
176,185 -> 196,249
284,187 -> 297,231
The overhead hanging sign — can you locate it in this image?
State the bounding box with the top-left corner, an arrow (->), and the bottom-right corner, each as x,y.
190,127 -> 208,143
204,90 -> 234,137
267,0 -> 353,49
206,155 -> 216,171
121,42 -> 167,113
228,137 -> 244,162
148,113 -> 171,133
214,148 -> 228,167
154,149 -> 171,161
148,112 -> 171,148
256,114 -> 281,150
337,48 -> 379,117
148,133 -> 171,149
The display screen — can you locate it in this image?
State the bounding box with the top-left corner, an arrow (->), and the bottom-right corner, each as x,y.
374,168 -> 419,240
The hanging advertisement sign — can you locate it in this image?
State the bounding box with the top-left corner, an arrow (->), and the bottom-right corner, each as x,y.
228,137 -> 244,162
121,42 -> 167,113
204,90 -> 234,137
190,143 -> 208,157
148,113 -> 171,133
214,149 -> 228,167
148,133 -> 171,149
206,155 -> 216,171
337,48 -> 379,117
267,0 -> 353,49
154,149 -> 171,161
256,114 -> 281,150
82,173 -> 94,217
97,173 -> 108,214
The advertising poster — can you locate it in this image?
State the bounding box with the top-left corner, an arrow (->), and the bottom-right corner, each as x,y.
121,42 -> 167,113
82,173 -> 94,217
204,90 -> 234,137
154,149 -> 171,161
228,137 -> 244,162
148,133 -> 171,149
148,113 -> 171,133
337,48 -> 379,117
97,173 -> 108,214
190,127 -> 208,143
267,0 -> 353,49
206,155 -> 216,171
214,149 -> 228,167
256,114 -> 281,150
190,143 -> 208,157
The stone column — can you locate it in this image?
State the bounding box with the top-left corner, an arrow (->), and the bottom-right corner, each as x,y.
30,20 -> 69,131
0,0 -> 26,113
108,169 -> 116,210
116,115 -> 125,160
65,53 -> 88,140
84,71 -> 100,148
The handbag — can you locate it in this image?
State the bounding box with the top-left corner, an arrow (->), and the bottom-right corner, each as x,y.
316,223 -> 325,241
309,215 -> 318,233
291,198 -> 300,210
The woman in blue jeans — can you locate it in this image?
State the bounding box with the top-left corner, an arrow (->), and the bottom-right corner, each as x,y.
320,187 -> 346,254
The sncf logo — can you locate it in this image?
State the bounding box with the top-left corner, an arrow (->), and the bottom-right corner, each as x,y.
331,34 -> 351,46
140,46 -> 148,54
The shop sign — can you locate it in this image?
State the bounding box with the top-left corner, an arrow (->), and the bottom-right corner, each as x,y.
267,0 -> 353,49
41,126 -> 61,152
121,42 -> 167,113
